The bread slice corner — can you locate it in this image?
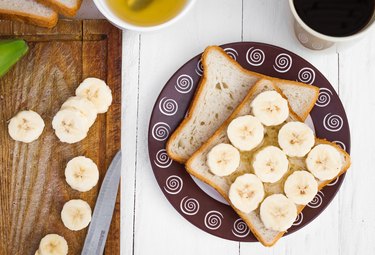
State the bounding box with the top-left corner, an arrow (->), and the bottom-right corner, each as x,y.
0,0 -> 58,28
276,81 -> 319,121
37,0 -> 82,17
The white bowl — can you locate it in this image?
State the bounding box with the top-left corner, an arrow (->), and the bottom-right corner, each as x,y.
93,0 -> 196,32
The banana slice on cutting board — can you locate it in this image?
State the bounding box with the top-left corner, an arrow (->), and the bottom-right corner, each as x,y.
227,115 -> 264,151
52,109 -> 89,144
260,194 -> 297,232
251,91 -> 289,126
76,78 -> 112,114
65,156 -> 99,192
52,77 -> 112,143
207,143 -> 240,177
61,96 -> 98,127
284,170 -> 318,205
278,121 -> 315,157
8,110 -> 45,143
229,174 -> 265,213
61,199 -> 92,231
253,146 -> 289,183
306,144 -> 343,181
38,234 -> 68,255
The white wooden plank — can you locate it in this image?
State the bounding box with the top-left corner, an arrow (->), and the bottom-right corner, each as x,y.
132,0 -> 243,254
241,0 -> 340,254
337,30 -> 375,255
121,31 -> 141,255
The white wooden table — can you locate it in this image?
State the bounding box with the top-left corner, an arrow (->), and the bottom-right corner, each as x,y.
79,0 -> 375,254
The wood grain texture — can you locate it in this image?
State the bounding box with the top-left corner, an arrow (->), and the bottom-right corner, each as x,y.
338,31 -> 375,255
0,19 -> 121,255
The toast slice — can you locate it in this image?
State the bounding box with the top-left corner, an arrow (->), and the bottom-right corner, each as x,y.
166,46 -> 319,163
186,79 -> 351,246
36,0 -> 82,17
0,0 -> 58,28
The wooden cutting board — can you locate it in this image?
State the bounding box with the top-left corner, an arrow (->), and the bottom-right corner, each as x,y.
0,20 -> 121,255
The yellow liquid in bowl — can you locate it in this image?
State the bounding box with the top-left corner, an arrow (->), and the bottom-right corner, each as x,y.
106,0 -> 188,27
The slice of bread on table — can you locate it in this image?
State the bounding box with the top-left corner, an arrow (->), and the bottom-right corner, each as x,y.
0,0 -> 58,28
36,0 -> 82,17
185,79 -> 351,246
166,46 -> 319,163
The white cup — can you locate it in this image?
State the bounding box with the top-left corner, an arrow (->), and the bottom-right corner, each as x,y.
289,0 -> 375,50
93,0 -> 196,32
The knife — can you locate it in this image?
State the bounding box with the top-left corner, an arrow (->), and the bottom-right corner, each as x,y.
81,150 -> 122,255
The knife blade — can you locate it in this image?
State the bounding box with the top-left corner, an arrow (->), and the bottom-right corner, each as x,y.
81,150 -> 122,255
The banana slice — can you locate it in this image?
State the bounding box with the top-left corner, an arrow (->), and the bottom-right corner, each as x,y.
75,77 -> 112,114
61,199 -> 92,231
227,115 -> 264,151
207,143 -> 240,176
284,170 -> 318,205
52,109 -> 89,144
253,146 -> 289,183
306,144 -> 343,181
38,234 -> 68,255
65,156 -> 99,192
260,194 -> 297,232
278,121 -> 315,157
8,110 -> 45,143
229,174 -> 265,213
61,96 -> 97,127
35,250 -> 40,255
251,91 -> 289,126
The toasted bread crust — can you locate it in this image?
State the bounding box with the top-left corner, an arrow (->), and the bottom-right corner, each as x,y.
185,80 -> 351,246
277,81 -> 320,121
36,0 -> 82,17
166,46 -> 319,163
0,8 -> 58,28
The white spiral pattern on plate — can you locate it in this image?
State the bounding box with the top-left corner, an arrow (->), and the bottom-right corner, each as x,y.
151,122 -> 171,141
148,44 -> 350,239
246,47 -> 265,66
204,211 -> 223,230
307,191 -> 324,208
298,67 -> 316,84
159,97 -> 178,116
333,140 -> 346,151
232,218 -> 250,238
195,59 -> 204,76
164,175 -> 183,194
273,53 -> 293,73
315,88 -> 333,107
323,113 -> 343,132
327,176 -> 340,186
175,74 -> 194,94
154,149 -> 173,168
292,212 -> 304,226
224,48 -> 239,60
180,196 -> 200,215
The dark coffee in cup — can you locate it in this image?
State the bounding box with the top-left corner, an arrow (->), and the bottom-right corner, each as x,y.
293,0 -> 375,37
